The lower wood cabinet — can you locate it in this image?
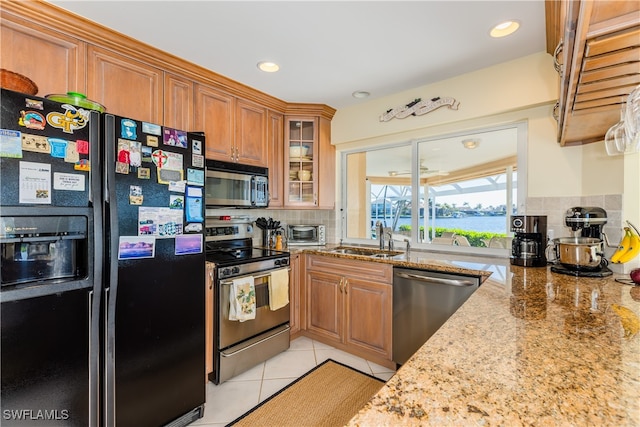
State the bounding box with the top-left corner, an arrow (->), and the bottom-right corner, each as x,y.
289,253 -> 301,336
304,255 -> 393,365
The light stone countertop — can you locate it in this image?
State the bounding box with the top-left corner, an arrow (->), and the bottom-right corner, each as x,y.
350,265 -> 639,425
294,246 -> 497,282
293,246 -> 640,426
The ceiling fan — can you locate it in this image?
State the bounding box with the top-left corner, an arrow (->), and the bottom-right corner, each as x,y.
388,160 -> 449,177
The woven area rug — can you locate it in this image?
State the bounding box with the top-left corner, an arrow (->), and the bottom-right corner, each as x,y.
227,359 -> 384,427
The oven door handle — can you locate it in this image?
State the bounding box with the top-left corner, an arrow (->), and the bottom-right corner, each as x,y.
220,268 -> 291,286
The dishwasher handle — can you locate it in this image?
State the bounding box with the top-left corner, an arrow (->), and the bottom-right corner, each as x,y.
395,271 -> 476,287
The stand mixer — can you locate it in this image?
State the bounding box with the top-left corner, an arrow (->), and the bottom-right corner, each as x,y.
550,207 -> 612,277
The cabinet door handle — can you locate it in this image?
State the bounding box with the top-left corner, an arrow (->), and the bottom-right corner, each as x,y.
339,277 -> 344,293
553,40 -> 563,74
344,278 -> 348,294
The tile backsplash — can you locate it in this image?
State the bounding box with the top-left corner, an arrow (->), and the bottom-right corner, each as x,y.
205,208 -> 337,246
524,194 -> 622,242
524,193 -> 636,273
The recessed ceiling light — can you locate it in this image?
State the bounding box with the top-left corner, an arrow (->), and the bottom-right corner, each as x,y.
490,20 -> 520,38
352,91 -> 370,99
257,61 -> 280,72
462,138 -> 480,149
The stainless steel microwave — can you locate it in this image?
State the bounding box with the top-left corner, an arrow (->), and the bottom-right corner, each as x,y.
287,224 -> 326,246
205,160 -> 269,208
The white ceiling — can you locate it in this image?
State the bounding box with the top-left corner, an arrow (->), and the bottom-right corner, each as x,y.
48,0 -> 547,109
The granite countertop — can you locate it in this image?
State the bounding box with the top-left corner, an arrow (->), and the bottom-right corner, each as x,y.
345,262 -> 640,426
299,246 -> 495,282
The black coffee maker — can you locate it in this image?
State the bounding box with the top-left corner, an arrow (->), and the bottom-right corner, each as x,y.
510,215 -> 548,267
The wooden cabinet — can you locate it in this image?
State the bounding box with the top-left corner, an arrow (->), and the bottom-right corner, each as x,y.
305,255 -> 393,363
195,85 -> 268,167
164,73 -> 193,130
267,111 -> 284,207
87,45 -> 162,122
235,99 -> 267,167
289,253 -> 301,336
194,83 -> 235,161
0,12 -> 86,96
546,0 -> 640,146
2,1 -> 337,202
284,116 -> 335,208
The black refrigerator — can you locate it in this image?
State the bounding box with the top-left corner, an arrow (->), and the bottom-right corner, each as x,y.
1,89 -> 206,426
102,114 -> 206,426
0,88 -> 102,426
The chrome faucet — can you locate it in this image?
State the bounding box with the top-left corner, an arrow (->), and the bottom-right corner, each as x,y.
404,238 -> 411,255
376,221 -> 384,249
387,232 -> 394,251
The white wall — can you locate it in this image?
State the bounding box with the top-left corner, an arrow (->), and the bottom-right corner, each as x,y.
331,50 -> 627,204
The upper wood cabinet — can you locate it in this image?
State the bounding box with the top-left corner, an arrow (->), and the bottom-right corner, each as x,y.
87,45 -> 163,123
194,83 -> 235,161
2,1 -> 336,204
0,12 -> 86,96
194,85 -> 268,167
164,73 -> 193,131
267,111 -> 285,208
235,99 -> 267,167
284,115 -> 335,209
546,0 -> 640,146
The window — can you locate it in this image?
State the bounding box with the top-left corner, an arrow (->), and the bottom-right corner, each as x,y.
341,123 -> 526,254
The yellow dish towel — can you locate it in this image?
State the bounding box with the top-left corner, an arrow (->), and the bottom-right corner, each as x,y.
229,276 -> 256,322
269,268 -> 289,311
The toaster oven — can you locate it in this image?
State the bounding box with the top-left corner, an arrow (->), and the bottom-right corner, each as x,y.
287,224 -> 326,246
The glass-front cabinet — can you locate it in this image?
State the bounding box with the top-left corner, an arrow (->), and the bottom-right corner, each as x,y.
285,117 -> 318,206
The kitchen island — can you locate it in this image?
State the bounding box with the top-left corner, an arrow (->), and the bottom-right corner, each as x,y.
345,260 -> 640,426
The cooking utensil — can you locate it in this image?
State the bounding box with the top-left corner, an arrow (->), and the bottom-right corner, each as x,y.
551,237 -> 605,270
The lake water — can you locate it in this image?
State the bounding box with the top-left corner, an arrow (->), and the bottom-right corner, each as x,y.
385,215 -> 509,234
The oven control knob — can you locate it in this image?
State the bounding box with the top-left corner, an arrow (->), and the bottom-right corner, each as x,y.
222,268 -> 231,276
232,266 -> 240,274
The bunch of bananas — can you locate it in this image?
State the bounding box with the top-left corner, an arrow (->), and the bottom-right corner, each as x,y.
611,221 -> 640,264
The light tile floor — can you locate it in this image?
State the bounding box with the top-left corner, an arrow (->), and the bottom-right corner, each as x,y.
192,336 -> 396,427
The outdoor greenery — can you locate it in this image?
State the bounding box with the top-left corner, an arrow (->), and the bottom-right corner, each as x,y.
398,224 -> 506,247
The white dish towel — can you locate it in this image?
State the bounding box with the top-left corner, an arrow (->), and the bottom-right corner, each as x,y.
229,276 -> 256,322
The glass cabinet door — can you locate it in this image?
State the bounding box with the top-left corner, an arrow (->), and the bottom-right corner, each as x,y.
286,117 -> 318,206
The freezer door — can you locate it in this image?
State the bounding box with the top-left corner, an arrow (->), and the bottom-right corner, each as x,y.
1,289 -> 93,426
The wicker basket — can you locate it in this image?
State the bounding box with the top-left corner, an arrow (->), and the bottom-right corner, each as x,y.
0,69 -> 38,95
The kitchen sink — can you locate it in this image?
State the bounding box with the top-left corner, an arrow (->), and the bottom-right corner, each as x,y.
322,247 -> 405,259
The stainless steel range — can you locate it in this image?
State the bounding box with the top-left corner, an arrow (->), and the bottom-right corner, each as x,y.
205,217 -> 290,384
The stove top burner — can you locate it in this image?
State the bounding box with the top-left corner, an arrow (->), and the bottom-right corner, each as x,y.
205,234 -> 289,275
550,264 -> 613,278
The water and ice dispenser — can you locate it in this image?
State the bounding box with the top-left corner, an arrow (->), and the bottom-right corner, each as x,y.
0,216 -> 88,287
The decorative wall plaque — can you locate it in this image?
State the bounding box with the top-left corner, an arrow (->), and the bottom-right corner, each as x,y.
380,96 -> 460,122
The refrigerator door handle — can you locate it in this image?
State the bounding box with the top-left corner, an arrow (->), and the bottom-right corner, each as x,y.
88,110 -> 100,204
104,286 -> 115,427
87,290 -> 93,425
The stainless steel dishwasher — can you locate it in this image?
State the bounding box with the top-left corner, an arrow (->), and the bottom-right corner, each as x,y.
392,267 -> 480,365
